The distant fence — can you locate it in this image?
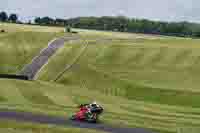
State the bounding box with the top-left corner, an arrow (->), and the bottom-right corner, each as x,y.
0,74 -> 29,80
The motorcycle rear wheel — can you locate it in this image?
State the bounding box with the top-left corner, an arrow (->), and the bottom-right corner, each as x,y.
70,115 -> 76,120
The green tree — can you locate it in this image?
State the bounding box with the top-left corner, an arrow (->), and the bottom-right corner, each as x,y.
8,14 -> 18,23
0,11 -> 8,22
34,17 -> 41,24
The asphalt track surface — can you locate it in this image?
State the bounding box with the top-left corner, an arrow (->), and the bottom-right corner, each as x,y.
0,109 -> 153,133
9,36 -> 154,133
19,36 -> 79,80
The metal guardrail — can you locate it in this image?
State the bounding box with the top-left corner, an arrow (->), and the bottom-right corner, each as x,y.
0,74 -> 29,80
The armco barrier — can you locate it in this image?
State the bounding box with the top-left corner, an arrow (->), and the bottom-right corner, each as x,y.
0,74 -> 29,80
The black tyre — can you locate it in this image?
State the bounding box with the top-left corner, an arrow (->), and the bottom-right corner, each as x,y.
87,118 -> 97,123
70,115 -> 76,120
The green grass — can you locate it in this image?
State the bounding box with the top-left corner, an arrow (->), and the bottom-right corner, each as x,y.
0,120 -> 106,133
37,43 -> 86,81
37,30 -> 200,132
1,79 -> 200,133
0,23 -> 64,33
1,23 -> 200,133
19,86 -> 55,105
38,34 -> 200,106
0,23 -> 65,74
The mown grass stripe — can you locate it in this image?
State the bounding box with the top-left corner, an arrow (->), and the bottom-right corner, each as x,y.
170,49 -> 191,66
109,108 -> 200,126
145,47 -> 168,66
85,64 -> 200,108
121,106 -> 200,121
0,96 -> 7,102
19,87 -> 55,105
104,113 -> 178,133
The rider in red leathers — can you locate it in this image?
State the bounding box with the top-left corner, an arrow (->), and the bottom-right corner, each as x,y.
71,101 -> 103,122
75,104 -> 90,120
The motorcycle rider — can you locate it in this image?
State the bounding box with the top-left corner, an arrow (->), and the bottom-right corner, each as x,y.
71,101 -> 103,122
79,101 -> 99,111
84,101 -> 99,119
75,104 -> 89,120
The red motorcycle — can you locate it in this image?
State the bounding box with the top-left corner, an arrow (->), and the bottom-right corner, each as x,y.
70,103 -> 104,123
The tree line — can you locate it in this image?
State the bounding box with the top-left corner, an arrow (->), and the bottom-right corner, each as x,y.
1,10 -> 200,37
34,17 -> 66,26
34,16 -> 200,37
66,16 -> 200,37
0,11 -> 18,23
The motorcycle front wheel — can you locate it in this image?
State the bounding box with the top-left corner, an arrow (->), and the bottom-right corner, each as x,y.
86,114 -> 98,123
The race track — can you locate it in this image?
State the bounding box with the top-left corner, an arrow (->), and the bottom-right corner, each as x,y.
0,109 -> 154,133
19,36 -> 79,80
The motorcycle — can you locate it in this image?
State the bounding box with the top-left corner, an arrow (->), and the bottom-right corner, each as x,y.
70,103 -> 104,123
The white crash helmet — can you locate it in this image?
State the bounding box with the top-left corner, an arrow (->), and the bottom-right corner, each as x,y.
90,101 -> 99,107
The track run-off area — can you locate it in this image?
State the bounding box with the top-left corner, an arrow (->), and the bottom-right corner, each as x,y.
0,36 -> 154,133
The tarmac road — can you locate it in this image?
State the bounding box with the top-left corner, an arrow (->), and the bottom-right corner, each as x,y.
19,36 -> 79,80
19,36 -> 114,80
0,109 -> 154,133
